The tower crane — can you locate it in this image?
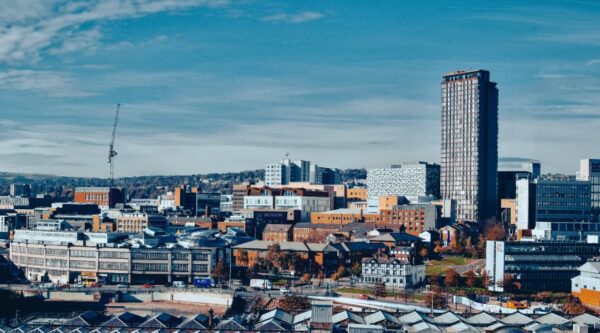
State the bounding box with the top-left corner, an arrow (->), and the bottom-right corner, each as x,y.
108,103 -> 121,184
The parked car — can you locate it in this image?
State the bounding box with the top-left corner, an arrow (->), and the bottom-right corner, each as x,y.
234,286 -> 247,292
280,287 -> 291,295
116,283 -> 128,288
173,281 -> 187,288
360,294 -> 372,300
142,283 -> 154,289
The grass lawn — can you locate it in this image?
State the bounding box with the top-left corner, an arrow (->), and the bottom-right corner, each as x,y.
426,256 -> 473,275
335,287 -> 426,300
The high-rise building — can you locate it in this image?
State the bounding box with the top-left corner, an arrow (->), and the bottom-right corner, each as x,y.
441,70 -> 498,222
577,159 -> 600,222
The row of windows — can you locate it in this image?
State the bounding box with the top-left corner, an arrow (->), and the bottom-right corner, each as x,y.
132,263 -> 168,271
99,262 -> 129,271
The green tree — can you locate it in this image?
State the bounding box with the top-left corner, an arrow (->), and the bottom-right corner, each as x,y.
351,262 -> 362,277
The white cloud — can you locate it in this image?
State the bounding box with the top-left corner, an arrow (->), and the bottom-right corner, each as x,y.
263,11 -> 325,24
0,0 -> 226,63
0,69 -> 94,97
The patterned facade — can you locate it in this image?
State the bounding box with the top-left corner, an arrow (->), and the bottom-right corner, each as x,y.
366,162 -> 440,201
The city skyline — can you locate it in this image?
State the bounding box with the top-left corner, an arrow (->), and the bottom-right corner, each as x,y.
0,1 -> 599,177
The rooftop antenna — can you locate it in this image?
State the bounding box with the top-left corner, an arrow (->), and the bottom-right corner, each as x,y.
108,104 -> 121,185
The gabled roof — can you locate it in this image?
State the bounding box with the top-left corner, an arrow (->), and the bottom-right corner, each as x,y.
254,319 -> 287,331
500,312 -> 533,326
534,312 -> 570,326
258,309 -> 293,325
371,232 -> 421,243
524,323 -> 553,332
578,261 -> 600,274
570,313 -> 600,325
10,325 -> 30,333
139,313 -> 182,328
336,242 -> 386,252
363,311 -> 401,326
432,311 -> 466,325
292,310 -> 312,324
215,318 -> 246,330
445,322 -> 479,333
100,312 -> 145,327
107,328 -> 128,333
177,314 -> 208,330
48,327 -> 70,333
408,321 -> 441,332
398,311 -> 431,325
65,312 -> 108,327
332,311 -> 365,325
67,327 -> 91,333
87,327 -> 110,333
29,326 -> 52,333
484,322 -> 505,331
465,312 -> 498,326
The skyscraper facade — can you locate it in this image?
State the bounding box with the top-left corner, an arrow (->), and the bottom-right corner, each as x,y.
441,70 -> 498,222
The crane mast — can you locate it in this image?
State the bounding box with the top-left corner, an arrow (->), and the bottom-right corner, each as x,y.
108,103 -> 121,185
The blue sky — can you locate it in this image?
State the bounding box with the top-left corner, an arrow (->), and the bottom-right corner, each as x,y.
0,0 -> 598,177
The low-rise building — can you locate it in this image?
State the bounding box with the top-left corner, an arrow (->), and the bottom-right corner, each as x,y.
116,212 -> 168,233
571,259 -> 600,307
232,240 -> 340,274
361,257 -> 425,288
74,187 -> 125,209
378,204 -> 440,235
9,229 -> 226,285
262,224 -> 293,242
293,223 -> 342,242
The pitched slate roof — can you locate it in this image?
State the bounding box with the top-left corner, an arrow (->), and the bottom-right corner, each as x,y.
408,321 -> 441,332
432,311 -> 466,325
214,318 -> 246,331
291,310 -> 312,324
100,312 -> 146,327
398,311 -> 432,325
253,319 -> 286,331
139,313 -> 182,328
445,322 -> 479,333
534,312 -> 570,326
332,311 -> 365,325
257,309 -> 293,325
500,312 -> 533,326
363,311 -> 401,326
176,315 -> 208,330
570,313 -> 600,325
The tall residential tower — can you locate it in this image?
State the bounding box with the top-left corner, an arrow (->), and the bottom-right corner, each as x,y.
441,70 -> 498,222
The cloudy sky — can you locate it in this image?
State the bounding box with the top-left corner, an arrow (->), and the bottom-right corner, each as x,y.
0,0 -> 598,177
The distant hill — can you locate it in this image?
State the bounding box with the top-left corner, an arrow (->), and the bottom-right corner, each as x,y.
0,168 -> 367,200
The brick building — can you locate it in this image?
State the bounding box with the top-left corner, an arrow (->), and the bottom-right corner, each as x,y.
74,187 -> 124,208
262,224 -> 293,242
